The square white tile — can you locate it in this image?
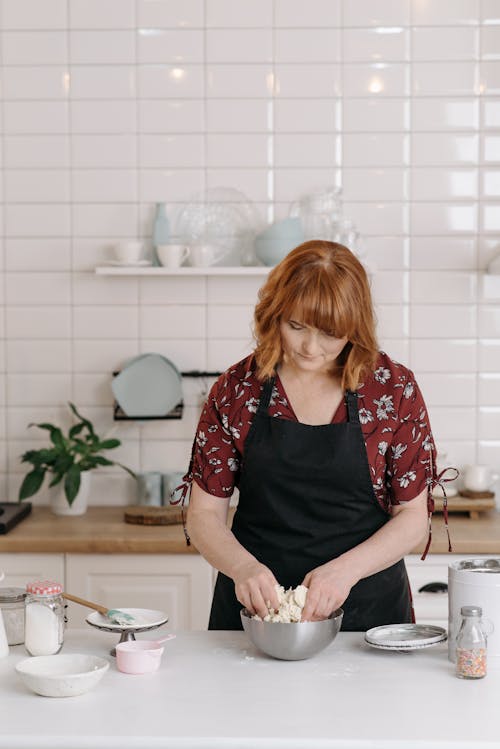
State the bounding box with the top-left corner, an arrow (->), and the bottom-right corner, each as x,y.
137,0 -> 203,28
139,305 -> 205,339
70,31 -> 136,65
343,0 -> 410,27
2,31 -> 67,65
72,135 -> 137,168
411,98 -> 479,131
342,28 -> 409,62
274,64 -> 341,98
206,29 -> 272,64
137,29 -> 203,64
412,27 -> 478,61
410,304 -> 476,337
411,271 -> 477,305
343,98 -> 409,131
275,29 -> 341,63
3,0 -> 67,29
343,63 -> 409,97
71,101 -> 137,133
5,135 -> 69,168
140,99 -> 205,133
70,66 -> 136,99
138,64 -> 204,98
70,0 -> 135,28
411,168 -> 478,200
3,101 -> 69,135
412,62 -> 478,96
206,0 -> 272,27
411,0 -> 480,26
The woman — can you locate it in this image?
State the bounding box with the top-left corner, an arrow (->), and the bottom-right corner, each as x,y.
183,240 -> 438,631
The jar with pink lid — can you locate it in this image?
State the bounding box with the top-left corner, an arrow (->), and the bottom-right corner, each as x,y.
24,581 -> 65,656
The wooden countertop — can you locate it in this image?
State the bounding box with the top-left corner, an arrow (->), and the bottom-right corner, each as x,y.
1,505 -> 500,555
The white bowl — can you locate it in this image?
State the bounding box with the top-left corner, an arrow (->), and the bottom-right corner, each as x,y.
15,654 -> 109,697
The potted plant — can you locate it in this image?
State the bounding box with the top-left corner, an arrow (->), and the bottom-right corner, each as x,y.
18,402 -> 136,515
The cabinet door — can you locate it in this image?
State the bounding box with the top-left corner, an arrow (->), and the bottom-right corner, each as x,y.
65,554 -> 214,631
0,553 -> 65,587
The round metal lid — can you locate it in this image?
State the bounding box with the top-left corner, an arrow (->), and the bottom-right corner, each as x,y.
0,586 -> 26,603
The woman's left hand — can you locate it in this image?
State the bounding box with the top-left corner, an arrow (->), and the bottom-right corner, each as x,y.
300,561 -> 357,621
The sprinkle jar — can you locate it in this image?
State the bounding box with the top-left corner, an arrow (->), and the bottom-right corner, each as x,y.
455,605 -> 487,679
0,587 -> 26,645
24,580 -> 65,657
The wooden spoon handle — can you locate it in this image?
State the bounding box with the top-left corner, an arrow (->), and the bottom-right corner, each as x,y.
63,592 -> 108,616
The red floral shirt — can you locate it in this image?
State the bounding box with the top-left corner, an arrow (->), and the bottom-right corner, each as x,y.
187,351 -> 438,514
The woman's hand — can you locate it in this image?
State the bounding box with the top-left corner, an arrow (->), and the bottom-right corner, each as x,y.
233,560 -> 280,620
300,561 -> 357,621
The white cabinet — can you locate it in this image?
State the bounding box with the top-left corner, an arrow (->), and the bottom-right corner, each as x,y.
405,553 -> 493,627
65,554 -> 214,631
0,553 -> 214,632
0,553 -> 65,588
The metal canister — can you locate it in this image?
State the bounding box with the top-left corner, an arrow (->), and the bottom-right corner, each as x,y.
448,558 -> 500,668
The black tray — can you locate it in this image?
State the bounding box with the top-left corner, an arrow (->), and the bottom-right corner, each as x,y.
0,502 -> 32,534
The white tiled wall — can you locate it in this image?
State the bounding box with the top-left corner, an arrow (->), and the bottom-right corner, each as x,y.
1,0 -> 500,506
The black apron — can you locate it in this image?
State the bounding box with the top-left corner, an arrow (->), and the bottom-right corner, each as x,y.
208,377 -> 411,631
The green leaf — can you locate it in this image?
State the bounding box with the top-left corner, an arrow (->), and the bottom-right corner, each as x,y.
95,438 -> 121,450
68,422 -> 86,439
68,402 -> 95,437
90,455 -> 114,465
64,464 -> 81,506
19,468 -> 46,500
48,473 -> 64,488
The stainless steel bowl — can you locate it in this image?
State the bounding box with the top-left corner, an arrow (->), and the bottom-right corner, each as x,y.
240,608 -> 344,661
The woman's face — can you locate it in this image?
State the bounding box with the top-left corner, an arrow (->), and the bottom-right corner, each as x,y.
279,314 -> 348,374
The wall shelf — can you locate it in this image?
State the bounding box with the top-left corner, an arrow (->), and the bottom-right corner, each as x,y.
95,266 -> 270,277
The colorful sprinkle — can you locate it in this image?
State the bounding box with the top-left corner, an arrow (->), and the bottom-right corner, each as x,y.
456,647 -> 487,679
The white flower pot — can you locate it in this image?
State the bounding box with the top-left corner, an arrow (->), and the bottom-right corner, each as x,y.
50,472 -> 91,517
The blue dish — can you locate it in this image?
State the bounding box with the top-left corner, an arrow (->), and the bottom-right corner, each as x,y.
112,353 -> 182,417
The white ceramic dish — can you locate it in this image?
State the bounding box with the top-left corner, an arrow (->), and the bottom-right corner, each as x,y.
112,353 -> 182,417
365,623 -> 447,651
15,654 -> 109,697
86,607 -> 169,633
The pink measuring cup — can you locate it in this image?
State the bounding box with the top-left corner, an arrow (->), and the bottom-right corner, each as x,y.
115,634 -> 176,674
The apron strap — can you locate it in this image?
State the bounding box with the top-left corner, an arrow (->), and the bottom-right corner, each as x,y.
257,377 -> 275,414
345,390 -> 359,423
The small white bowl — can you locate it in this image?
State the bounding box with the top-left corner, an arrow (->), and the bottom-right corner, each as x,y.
15,654 -> 109,697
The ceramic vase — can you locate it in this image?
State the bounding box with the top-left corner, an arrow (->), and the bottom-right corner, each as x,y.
50,471 -> 90,517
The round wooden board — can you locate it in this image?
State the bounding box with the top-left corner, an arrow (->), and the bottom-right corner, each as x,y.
124,505 -> 184,526
459,489 -> 495,499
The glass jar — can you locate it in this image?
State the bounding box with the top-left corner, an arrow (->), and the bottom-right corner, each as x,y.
456,605 -> 487,679
24,580 -> 65,656
0,587 -> 26,645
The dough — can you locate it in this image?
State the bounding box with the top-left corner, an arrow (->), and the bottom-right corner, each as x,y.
253,584 -> 309,623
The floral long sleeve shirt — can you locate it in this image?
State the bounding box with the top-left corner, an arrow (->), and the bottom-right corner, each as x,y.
186,351 -> 438,519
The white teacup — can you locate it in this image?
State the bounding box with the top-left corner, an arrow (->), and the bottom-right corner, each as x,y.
113,241 -> 143,264
463,464 -> 499,492
157,244 -> 189,268
189,244 -> 228,268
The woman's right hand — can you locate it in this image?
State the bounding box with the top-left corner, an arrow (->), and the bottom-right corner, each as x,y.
232,560 -> 280,620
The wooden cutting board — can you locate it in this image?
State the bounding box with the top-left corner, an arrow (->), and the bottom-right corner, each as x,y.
432,493 -> 496,519
124,506 -> 184,526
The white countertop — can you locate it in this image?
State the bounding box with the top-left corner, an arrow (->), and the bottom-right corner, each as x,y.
1,628 -> 499,749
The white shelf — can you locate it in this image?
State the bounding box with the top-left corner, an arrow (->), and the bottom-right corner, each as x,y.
95,265 -> 270,277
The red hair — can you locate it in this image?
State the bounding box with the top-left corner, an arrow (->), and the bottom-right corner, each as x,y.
253,240 -> 378,390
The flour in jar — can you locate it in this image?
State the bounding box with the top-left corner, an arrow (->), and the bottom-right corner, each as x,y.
253,584 -> 308,623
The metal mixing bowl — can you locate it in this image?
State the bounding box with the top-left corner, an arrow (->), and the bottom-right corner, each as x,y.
240,608 -> 344,661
